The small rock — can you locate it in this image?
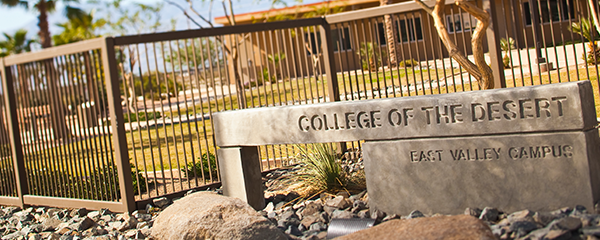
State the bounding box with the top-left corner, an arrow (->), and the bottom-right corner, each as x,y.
370,209 -> 386,222
301,216 -> 318,229
301,202 -> 322,217
465,208 -> 482,217
534,211 -> 558,226
331,210 -> 353,219
69,208 -> 88,218
545,229 -> 571,240
549,217 -> 582,231
581,226 -> 600,237
117,214 -> 138,232
285,225 -> 302,236
325,196 -> 351,210
407,210 -> 424,219
86,211 -> 101,220
509,220 -> 539,237
571,205 -> 589,216
152,197 -> 171,208
480,207 -> 499,222
507,210 -> 535,223
309,222 -> 327,232
263,202 -> 275,213
351,201 -> 367,214
382,214 -> 400,222
357,209 -> 370,219
74,217 -> 95,231
335,192 -> 350,199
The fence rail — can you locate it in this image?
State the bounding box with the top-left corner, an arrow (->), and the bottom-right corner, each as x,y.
0,0 -> 598,212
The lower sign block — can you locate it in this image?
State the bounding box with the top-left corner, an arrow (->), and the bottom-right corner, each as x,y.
363,130 -> 600,215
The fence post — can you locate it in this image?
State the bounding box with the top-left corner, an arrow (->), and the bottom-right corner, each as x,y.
483,0 -> 506,89
0,59 -> 28,208
101,37 -> 136,213
319,18 -> 347,154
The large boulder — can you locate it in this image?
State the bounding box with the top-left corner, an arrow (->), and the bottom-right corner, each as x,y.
337,215 -> 495,240
151,192 -> 287,240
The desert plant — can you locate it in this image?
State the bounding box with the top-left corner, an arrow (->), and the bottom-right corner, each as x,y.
123,111 -> 162,122
571,17 -> 600,65
292,143 -> 346,195
181,152 -> 218,180
267,52 -> 286,80
500,37 -> 516,69
571,17 -> 598,47
357,42 -> 383,71
24,162 -> 147,200
398,59 -> 420,68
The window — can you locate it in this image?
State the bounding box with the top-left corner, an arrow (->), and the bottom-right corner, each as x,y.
446,13 -> 478,33
523,0 -> 575,26
332,27 -> 352,51
398,18 -> 423,43
377,17 -> 423,45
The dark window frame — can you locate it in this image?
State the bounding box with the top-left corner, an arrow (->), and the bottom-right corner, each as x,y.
522,0 -> 575,26
377,17 -> 424,45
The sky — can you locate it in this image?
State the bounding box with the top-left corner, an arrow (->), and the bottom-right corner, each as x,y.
0,0 -> 322,41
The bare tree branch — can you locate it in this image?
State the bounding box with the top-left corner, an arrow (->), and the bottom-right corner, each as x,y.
221,0 -> 233,26
456,0 -> 493,89
414,0 -> 495,89
164,0 -> 203,28
227,0 -> 237,26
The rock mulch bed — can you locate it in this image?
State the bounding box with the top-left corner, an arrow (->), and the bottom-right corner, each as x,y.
1,163 -> 599,239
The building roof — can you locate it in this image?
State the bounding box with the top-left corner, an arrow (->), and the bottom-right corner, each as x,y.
214,0 -> 383,25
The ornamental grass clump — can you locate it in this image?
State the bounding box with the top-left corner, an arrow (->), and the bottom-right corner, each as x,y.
291,143 -> 366,196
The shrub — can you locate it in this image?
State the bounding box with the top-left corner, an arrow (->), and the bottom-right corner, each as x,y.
292,143 -> 345,195
398,59 -> 420,68
181,152 -> 218,180
357,42 -> 384,71
500,37 -> 516,69
123,111 -> 162,122
23,162 -> 147,201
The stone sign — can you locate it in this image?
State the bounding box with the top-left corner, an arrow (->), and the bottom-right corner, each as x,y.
214,81 -> 596,147
363,131 -> 600,215
212,81 -> 600,213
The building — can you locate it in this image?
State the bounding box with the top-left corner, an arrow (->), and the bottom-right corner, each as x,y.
213,0 -> 588,84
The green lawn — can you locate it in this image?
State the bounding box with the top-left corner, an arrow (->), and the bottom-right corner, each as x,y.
24,64 -> 600,187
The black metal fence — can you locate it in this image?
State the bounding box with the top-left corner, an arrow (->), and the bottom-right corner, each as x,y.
0,0 -> 598,212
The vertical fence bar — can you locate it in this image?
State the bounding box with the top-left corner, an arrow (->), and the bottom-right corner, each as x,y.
102,37 -> 135,212
319,18 -> 346,154
0,58 -> 27,208
482,0 -> 506,88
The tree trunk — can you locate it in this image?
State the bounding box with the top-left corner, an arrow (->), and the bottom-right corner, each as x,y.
381,0 -> 398,68
37,0 -> 52,49
44,60 -> 71,139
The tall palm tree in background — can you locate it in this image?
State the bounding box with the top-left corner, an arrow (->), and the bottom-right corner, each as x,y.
380,0 -> 397,68
1,0 -> 79,48
53,6 -> 105,45
1,0 -> 79,140
0,29 -> 35,56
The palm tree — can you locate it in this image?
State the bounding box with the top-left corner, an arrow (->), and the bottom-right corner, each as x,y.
53,6 -> 106,46
1,0 -> 79,48
499,37 -> 515,69
380,0 -> 397,68
1,0 -> 79,139
571,17 -> 598,49
0,29 -> 35,57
